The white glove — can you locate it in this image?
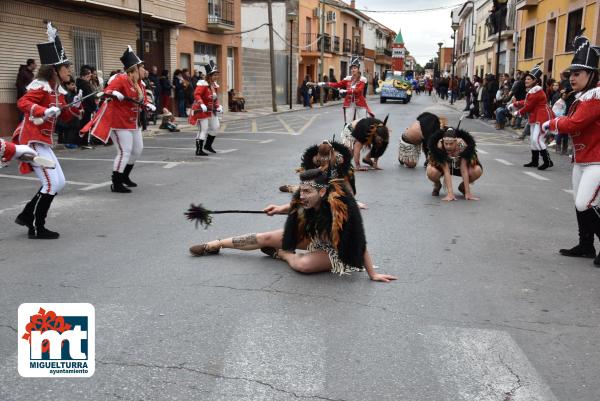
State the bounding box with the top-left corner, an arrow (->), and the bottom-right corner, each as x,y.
339,89 -> 347,95
217,105 -> 223,113
317,82 -> 326,87
72,89 -> 83,108
146,103 -> 156,112
44,106 -> 61,118
14,144 -> 37,159
542,120 -> 551,133
200,104 -> 208,113
506,103 -> 515,113
111,90 -> 125,101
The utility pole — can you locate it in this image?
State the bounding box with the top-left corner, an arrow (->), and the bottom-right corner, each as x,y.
319,0 -> 325,106
267,0 -> 278,112
138,0 -> 144,58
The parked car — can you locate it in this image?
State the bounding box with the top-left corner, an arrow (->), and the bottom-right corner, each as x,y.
377,70 -> 412,104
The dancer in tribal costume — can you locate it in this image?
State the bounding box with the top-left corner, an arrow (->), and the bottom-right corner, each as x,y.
544,33 -> 600,266
317,55 -> 374,124
188,169 -> 397,282
426,127 -> 482,201
189,61 -> 222,156
397,112 -> 443,168
13,22 -> 83,239
508,63 -> 555,170
339,116 -> 390,171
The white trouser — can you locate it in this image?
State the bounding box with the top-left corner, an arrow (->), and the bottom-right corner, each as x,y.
529,123 -> 547,151
30,143 -> 65,195
196,116 -> 220,140
110,129 -> 143,173
573,164 -> 600,211
343,105 -> 368,124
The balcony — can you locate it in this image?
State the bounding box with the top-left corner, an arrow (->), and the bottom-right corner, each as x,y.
352,40 -> 364,56
376,47 -> 392,56
301,33 -> 331,53
485,8 -> 514,42
333,36 -> 340,53
375,47 -> 392,65
343,38 -> 351,53
516,0 -> 537,11
207,0 -> 234,31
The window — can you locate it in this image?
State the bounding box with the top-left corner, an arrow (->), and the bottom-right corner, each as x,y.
565,8 -> 583,52
524,26 -> 535,59
72,28 -> 102,73
477,27 -> 481,45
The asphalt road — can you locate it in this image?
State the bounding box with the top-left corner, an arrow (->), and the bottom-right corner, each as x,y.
0,93 -> 598,401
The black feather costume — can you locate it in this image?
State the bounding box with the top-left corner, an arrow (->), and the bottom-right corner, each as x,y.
299,141 -> 357,194
282,179 -> 366,273
427,128 -> 479,169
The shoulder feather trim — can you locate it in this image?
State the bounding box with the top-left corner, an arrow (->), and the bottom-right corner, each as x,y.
360,76 -> 367,83
343,76 -> 352,81
197,80 -> 209,87
26,79 -> 52,93
528,85 -> 542,94
579,87 -> 600,101
213,82 -> 220,89
58,85 -> 68,95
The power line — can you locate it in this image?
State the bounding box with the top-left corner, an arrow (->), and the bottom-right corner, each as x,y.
357,3 -> 463,13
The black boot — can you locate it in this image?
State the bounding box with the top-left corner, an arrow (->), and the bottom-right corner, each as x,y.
15,191 -> 41,231
111,172 -> 132,193
560,210 -> 596,258
122,164 -> 137,187
538,149 -> 553,170
523,150 -> 539,167
581,208 -> 600,267
30,193 -> 59,239
204,135 -> 217,153
196,139 -> 208,156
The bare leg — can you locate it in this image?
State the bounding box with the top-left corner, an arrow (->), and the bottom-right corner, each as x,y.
276,250 -> 332,274
203,229 -> 284,251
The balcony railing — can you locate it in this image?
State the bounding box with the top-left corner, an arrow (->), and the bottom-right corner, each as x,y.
352,40 -> 364,56
207,0 -> 234,30
343,38 -> 351,53
485,7 -> 508,36
333,36 -> 340,53
376,47 -> 392,56
302,33 -> 331,53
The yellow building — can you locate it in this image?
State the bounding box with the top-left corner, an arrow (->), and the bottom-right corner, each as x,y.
516,0 -> 599,80
473,0 -> 494,77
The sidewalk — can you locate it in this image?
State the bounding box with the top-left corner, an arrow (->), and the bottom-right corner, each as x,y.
146,95 -> 379,135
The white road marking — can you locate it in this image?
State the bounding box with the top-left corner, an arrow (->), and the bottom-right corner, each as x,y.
57,156 -> 223,163
0,173 -> 94,186
562,189 -> 574,194
523,171 -> 550,181
260,139 -> 274,144
477,148 -> 489,154
495,158 -> 514,166
216,148 -> 238,154
219,131 -> 300,136
79,181 -> 112,191
163,162 -> 179,169
298,114 -> 320,134
147,137 -> 265,143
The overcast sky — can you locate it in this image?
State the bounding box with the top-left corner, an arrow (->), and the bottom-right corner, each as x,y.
357,0 -> 458,66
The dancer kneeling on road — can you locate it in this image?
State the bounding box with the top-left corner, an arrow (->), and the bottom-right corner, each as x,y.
340,116 -> 390,171
189,169 -> 397,282
398,112 -> 442,168
426,127 -> 482,201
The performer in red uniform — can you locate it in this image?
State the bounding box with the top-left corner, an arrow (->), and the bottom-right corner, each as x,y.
318,55 -> 373,124
189,61 -> 222,156
81,46 -> 155,192
13,22 -> 82,239
508,63 -> 555,170
544,33 -> 600,266
0,139 -> 36,168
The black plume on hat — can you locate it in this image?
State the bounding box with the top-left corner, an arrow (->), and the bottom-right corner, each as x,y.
569,29 -> 600,71
350,55 -> 361,68
527,63 -> 543,81
37,22 -> 70,66
120,46 -> 143,70
205,60 -> 218,75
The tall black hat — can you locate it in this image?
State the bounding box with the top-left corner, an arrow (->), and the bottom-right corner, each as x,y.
120,46 -> 143,70
526,63 -> 543,81
37,22 -> 70,66
350,55 -> 361,68
568,31 -> 600,71
205,60 -> 218,75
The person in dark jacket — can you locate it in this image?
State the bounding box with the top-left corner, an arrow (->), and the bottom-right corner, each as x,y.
15,59 -> 37,120
148,65 -> 161,110
76,66 -> 97,145
159,70 -> 173,112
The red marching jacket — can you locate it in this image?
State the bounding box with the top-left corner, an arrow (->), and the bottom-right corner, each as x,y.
513,85 -> 554,124
13,79 -> 80,147
189,80 -> 220,125
328,76 -> 371,111
0,138 -> 16,164
81,73 -> 148,143
548,86 -> 600,164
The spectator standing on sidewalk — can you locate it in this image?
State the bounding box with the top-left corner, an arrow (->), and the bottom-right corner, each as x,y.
160,70 -> 172,112
148,66 -> 161,110
173,69 -> 187,117
509,70 -> 527,128
463,77 -> 472,110
15,58 -> 37,120
301,75 -> 312,108
76,66 -> 97,145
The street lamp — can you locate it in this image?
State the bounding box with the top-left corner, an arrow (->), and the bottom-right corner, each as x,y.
287,11 -> 297,110
437,41 -> 443,79
450,21 -> 459,104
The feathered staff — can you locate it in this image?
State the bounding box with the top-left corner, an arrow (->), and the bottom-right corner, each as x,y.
184,204 -> 269,229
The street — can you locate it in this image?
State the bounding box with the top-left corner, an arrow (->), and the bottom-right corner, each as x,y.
1,93 -> 598,401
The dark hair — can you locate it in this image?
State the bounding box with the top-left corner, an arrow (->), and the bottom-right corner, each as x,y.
26,59 -> 35,66
299,168 -> 329,186
417,112 -> 441,138
36,65 -> 56,82
583,69 -> 600,92
80,66 -> 92,76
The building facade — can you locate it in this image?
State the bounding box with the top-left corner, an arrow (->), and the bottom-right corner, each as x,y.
516,0 -> 600,80
0,0 -> 185,134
